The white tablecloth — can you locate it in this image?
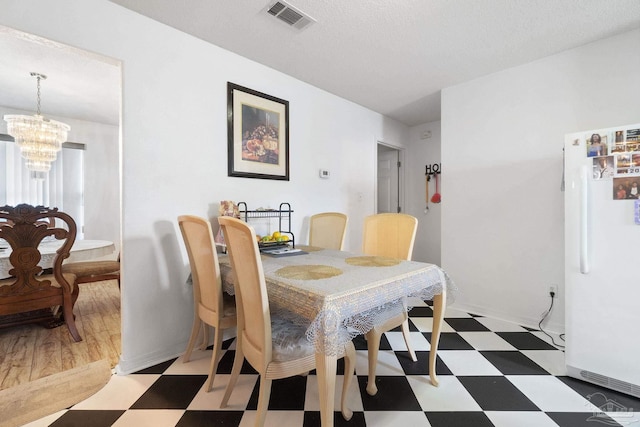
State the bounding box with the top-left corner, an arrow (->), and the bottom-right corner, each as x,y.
218,247 -> 456,356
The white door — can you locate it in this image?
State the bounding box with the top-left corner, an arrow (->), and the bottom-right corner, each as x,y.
377,145 -> 400,213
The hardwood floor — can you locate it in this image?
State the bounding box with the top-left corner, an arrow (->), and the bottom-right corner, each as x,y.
0,279 -> 120,391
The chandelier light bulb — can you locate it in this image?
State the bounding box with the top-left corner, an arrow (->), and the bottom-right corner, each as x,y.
3,73 -> 70,178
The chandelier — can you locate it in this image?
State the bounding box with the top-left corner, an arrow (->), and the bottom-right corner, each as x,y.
3,72 -> 70,179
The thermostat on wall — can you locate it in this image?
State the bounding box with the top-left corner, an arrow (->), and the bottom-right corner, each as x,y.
319,169 -> 330,179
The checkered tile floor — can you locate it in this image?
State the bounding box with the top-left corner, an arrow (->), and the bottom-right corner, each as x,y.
24,302 -> 640,427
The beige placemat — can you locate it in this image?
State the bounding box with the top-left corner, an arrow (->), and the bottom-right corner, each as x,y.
275,264 -> 343,280
345,256 -> 401,267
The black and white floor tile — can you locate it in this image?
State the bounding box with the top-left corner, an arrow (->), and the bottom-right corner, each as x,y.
24,302 -> 640,427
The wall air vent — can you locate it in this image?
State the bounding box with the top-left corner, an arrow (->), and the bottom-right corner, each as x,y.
265,1 -> 316,31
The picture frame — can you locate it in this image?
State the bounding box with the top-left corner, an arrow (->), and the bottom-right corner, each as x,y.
227,82 -> 290,180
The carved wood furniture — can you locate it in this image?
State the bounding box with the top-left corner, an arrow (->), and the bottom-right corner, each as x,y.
0,204 -> 81,342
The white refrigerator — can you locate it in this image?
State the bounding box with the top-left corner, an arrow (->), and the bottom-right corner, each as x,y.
564,123 -> 640,398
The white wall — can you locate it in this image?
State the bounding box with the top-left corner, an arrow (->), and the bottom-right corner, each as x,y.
71,118 -> 120,254
0,0 -> 409,373
406,121 -> 442,265
0,106 -> 120,251
441,29 -> 640,332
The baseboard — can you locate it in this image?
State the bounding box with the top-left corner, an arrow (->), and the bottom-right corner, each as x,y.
115,327 -> 238,375
450,301 -> 565,335
115,341 -> 189,375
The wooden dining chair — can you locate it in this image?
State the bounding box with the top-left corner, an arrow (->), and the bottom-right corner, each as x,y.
308,212 -> 348,250
217,216 -> 356,426
0,204 -> 82,341
362,212 -> 418,396
177,215 -> 237,392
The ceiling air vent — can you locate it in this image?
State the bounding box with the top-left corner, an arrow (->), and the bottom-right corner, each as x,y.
265,1 -> 316,31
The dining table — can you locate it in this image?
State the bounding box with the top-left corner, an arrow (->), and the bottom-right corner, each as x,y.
0,238 -> 116,279
217,245 -> 456,427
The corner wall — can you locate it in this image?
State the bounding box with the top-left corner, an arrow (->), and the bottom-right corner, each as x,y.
441,28 -> 640,331
406,121 -> 442,265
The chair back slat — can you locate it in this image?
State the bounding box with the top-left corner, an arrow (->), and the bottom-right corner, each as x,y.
362,213 -> 417,261
0,204 -> 76,295
309,212 -> 348,250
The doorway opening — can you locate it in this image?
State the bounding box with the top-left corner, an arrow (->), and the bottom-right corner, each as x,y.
0,25 -> 123,386
376,143 -> 404,213
0,26 -> 121,251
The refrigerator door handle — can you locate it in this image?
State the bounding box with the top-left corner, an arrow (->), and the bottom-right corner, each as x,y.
580,165 -> 589,274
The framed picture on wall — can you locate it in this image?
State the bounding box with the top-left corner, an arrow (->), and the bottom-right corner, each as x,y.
227,82 -> 289,180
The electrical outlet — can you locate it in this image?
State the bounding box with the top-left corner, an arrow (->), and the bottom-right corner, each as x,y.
549,285 -> 557,296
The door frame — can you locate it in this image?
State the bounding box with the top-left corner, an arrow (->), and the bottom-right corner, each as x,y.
375,140 -> 405,214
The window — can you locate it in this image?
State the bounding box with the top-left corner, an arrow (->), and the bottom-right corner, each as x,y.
1,136 -> 85,238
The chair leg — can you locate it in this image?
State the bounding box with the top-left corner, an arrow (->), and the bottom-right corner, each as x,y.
62,294 -> 81,342
255,377 -> 272,427
401,319 -> 417,362
198,321 -> 210,351
220,340 -> 244,408
183,315 -> 202,363
71,284 -> 80,306
340,341 -> 356,421
429,292 -> 446,387
205,326 -> 224,392
365,328 -> 382,396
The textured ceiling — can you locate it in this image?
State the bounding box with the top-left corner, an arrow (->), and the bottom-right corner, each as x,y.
109,0 -> 640,126
1,1 -> 639,128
